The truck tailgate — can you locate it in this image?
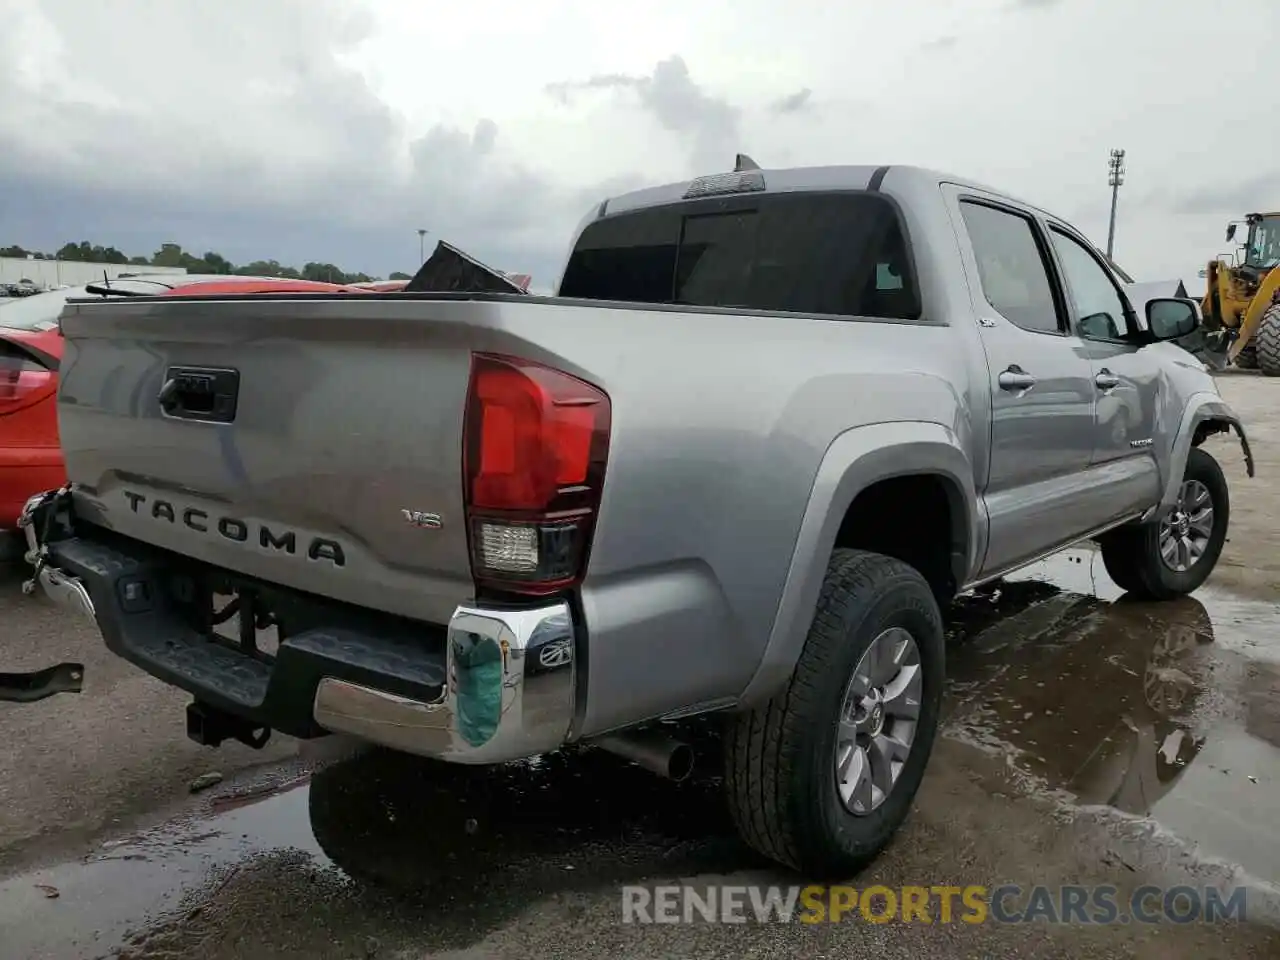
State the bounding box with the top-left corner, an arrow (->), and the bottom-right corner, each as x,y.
55,295 -> 492,625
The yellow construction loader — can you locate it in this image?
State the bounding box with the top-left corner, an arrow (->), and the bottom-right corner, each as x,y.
1200,211 -> 1280,374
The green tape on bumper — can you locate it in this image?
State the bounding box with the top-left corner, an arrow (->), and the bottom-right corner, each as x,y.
453,633 -> 503,747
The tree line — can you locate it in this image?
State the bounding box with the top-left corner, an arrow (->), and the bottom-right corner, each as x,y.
0,241 -> 411,285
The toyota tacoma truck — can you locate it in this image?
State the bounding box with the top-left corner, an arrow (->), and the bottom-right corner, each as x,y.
19,160 -> 1254,877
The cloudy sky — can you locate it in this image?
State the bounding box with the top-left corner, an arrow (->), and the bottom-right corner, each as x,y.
1,0 -> 1275,291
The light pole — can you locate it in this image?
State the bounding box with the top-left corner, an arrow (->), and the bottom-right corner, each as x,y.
417,228 -> 428,265
1106,149 -> 1125,259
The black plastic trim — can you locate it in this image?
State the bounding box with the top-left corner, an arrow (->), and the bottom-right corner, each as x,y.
47,529 -> 448,739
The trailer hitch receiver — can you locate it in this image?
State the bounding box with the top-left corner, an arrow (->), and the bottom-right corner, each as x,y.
186,701 -> 272,749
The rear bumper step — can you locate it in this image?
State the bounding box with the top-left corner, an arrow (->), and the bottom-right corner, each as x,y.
19,490 -> 577,764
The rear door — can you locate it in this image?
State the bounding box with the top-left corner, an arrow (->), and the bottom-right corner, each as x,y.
1042,221 -> 1162,515
942,187 -> 1099,575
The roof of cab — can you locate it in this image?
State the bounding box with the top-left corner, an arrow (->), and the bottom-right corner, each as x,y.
597,163 -> 1062,226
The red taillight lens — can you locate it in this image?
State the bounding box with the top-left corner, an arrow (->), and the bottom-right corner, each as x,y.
463,353 -> 610,594
0,347 -> 55,415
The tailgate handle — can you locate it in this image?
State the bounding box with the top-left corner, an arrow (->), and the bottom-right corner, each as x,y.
158,367 -> 240,423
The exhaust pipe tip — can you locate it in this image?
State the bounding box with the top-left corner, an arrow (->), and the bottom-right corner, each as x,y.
593,730 -> 696,782
666,742 -> 695,782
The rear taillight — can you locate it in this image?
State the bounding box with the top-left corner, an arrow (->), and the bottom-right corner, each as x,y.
463,353 -> 611,594
0,346 -> 54,415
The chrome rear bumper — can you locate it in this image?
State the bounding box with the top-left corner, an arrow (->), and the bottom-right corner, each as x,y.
312,603 -> 576,763
19,490 -> 93,615
18,488 -> 577,764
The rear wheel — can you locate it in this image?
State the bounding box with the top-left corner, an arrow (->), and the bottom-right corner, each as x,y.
1099,447 -> 1229,600
724,549 -> 944,877
1256,303 -> 1280,377
1234,341 -> 1258,370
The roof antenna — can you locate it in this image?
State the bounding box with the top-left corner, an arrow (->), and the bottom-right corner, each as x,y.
734,153 -> 761,172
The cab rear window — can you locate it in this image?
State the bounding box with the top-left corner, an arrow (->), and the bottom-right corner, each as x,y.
558,191 -> 920,320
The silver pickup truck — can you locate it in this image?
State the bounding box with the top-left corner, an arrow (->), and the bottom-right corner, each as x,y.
20,161 -> 1254,878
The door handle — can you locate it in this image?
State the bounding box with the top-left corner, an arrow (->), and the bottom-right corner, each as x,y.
158,366 -> 240,423
1095,369 -> 1121,391
997,365 -> 1036,392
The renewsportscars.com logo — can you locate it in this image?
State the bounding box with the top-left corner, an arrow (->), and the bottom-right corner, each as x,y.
621,884 -> 1249,925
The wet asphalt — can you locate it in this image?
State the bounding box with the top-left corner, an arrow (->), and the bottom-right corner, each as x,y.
2,547 -> 1280,959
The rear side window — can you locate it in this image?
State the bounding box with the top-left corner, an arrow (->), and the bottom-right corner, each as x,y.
959,201 -> 1062,335
559,192 -> 921,320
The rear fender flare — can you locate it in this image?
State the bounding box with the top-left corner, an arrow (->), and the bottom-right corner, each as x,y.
1159,395 -> 1254,511
738,421 -> 978,707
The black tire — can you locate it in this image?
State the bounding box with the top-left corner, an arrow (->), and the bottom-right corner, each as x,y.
724,549 -> 944,878
1234,342 -> 1258,370
1256,303 -> 1280,377
1098,447 -> 1229,600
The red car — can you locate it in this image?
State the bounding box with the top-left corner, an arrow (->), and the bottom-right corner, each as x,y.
0,274 -> 360,559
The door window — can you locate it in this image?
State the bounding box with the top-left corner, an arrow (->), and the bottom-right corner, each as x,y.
1048,227 -> 1132,342
959,201 -> 1062,335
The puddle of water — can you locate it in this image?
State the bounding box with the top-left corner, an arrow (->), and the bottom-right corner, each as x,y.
0,781 -> 318,958
945,545 -> 1280,888
0,742 -> 747,958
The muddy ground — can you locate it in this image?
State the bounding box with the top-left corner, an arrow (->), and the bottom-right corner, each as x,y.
0,373 -> 1277,959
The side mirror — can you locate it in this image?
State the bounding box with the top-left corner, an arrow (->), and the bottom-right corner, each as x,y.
1146,298 -> 1199,340
1226,223 -> 1237,242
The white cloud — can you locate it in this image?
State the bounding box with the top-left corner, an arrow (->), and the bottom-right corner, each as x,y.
0,0 -> 1276,288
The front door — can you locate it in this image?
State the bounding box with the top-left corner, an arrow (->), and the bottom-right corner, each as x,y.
943,189 -> 1099,575
1043,222 -> 1163,520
